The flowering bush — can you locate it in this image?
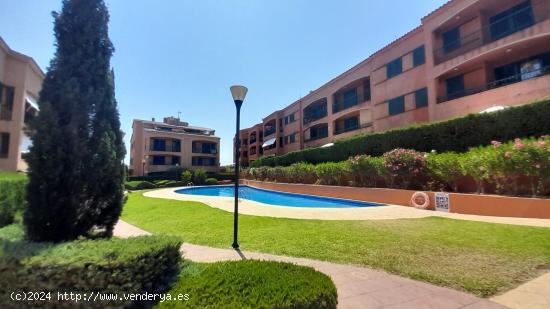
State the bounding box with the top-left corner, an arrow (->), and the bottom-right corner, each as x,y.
382,149 -> 427,189
242,136 -> 550,197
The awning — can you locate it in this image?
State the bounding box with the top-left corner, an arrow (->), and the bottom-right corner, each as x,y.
479,106 -> 505,114
321,143 -> 334,148
262,138 -> 276,148
25,94 -> 39,111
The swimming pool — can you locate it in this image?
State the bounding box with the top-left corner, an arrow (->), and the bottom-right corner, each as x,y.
175,185 -> 384,208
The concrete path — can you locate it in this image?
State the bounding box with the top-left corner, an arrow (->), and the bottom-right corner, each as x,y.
491,271 -> 550,309
113,220 -> 506,309
144,187 -> 550,227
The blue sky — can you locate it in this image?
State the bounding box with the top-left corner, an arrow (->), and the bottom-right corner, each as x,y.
1,0 -> 447,165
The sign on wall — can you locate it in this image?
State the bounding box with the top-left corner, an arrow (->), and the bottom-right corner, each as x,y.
435,192 -> 450,212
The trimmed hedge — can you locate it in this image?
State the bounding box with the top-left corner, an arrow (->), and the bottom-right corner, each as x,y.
205,178 -> 218,185
0,224 -> 182,308
0,175 -> 27,227
252,99 -> 550,167
158,260 -> 337,309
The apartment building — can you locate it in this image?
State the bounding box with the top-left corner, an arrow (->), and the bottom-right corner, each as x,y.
130,117 -> 220,175
0,37 -> 43,171
238,0 -> 550,166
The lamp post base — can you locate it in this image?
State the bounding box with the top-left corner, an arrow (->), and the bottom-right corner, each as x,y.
232,242 -> 240,250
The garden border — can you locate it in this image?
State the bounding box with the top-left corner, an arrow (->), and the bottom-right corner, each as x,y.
242,180 -> 550,219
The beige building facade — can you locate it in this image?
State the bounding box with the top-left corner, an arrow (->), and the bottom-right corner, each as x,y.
0,37 -> 43,171
130,117 -> 220,176
239,0 -> 550,166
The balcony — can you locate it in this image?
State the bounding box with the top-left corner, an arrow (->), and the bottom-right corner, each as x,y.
304,124 -> 329,142
150,139 -> 181,152
192,141 -> 217,154
433,1 -> 549,65
437,64 -> 550,103
303,98 -> 328,125
334,122 -> 373,135
264,126 -> 276,137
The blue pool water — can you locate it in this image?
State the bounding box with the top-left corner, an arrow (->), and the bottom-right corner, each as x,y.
175,185 -> 384,208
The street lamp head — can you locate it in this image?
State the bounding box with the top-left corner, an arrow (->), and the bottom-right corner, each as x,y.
230,85 -> 248,103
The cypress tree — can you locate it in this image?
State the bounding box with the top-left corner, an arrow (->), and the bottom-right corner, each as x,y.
24,0 -> 125,242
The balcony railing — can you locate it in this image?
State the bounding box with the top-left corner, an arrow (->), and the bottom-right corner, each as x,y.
437,65 -> 550,103
433,4 -> 547,64
192,148 -> 217,154
303,108 -> 327,125
333,122 -> 373,135
264,127 -> 276,137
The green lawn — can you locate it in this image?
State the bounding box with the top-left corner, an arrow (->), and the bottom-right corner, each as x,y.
0,172 -> 27,181
121,191 -> 550,297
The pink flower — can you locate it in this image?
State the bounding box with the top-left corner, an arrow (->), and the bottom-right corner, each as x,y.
514,138 -> 524,149
537,141 -> 546,148
491,141 -> 502,148
535,164 -> 541,169
479,166 -> 485,171
504,151 -> 512,158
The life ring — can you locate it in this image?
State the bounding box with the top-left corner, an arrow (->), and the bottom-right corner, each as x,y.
411,192 -> 430,209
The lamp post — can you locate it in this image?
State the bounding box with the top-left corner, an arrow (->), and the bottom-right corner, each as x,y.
230,85 -> 248,250
142,158 -> 146,177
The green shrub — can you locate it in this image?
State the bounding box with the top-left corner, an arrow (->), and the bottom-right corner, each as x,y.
0,177 -> 27,228
125,180 -> 157,190
193,169 -> 207,185
252,99 -> 550,167
0,224 -> 182,308
347,155 -> 385,187
315,162 -> 349,186
287,162 -> 317,184
427,152 -> 463,192
181,170 -> 192,184
158,260 -> 337,309
205,178 -> 218,185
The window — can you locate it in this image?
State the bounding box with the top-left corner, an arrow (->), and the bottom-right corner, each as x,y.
415,88 -> 428,108
279,118 -> 283,132
0,83 -> 15,121
289,133 -> 296,144
443,27 -> 460,54
171,156 -> 180,165
284,113 -> 296,124
172,139 -> 181,152
0,132 -> 9,158
152,139 -> 166,151
279,137 -> 283,147
343,89 -> 358,107
490,1 -> 534,41
192,157 -> 216,166
388,96 -> 405,115
309,125 -> 328,140
363,80 -> 371,101
303,99 -> 327,125
202,142 -> 217,154
386,58 -> 402,79
344,116 -> 359,130
152,156 -> 165,165
412,46 -> 425,66
284,133 -> 296,144
446,75 -> 465,99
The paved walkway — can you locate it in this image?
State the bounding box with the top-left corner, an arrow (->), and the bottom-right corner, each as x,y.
113,220 -> 507,309
491,271 -> 550,309
144,188 -> 550,227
